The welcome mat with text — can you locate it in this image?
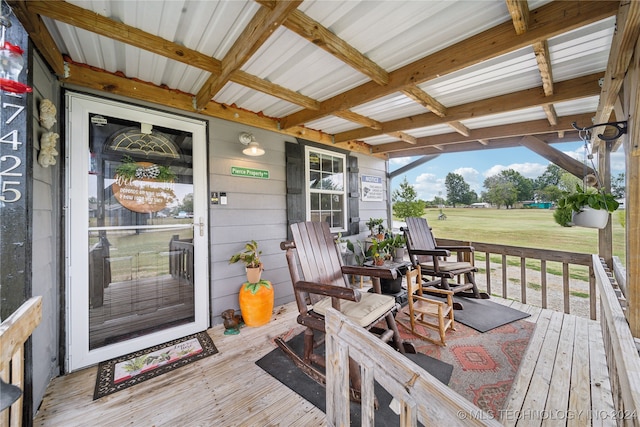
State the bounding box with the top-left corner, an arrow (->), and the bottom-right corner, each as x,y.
94,331 -> 218,400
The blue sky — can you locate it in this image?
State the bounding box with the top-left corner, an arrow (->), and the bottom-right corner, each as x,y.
389,141 -> 626,201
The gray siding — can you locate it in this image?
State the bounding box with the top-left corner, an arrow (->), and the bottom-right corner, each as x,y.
31,52 -> 61,409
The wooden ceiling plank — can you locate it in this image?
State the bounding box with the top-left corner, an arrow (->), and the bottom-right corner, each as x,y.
337,72 -> 603,143
194,1 -> 302,109
61,62 -> 381,157
505,0 -> 530,35
401,85 -> 447,117
534,40 -> 554,96
280,1 -> 618,129
9,1 -> 65,76
373,112 -> 594,154
592,0 -> 640,147
333,111 -> 383,130
283,9 -> 389,86
520,135 -> 595,178
542,104 -> 558,126
447,121 -> 471,137
26,0 -> 220,73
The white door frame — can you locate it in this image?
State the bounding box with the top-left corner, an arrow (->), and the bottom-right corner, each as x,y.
65,92 -> 209,371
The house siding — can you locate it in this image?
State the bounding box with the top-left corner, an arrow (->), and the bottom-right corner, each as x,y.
30,51 -> 62,409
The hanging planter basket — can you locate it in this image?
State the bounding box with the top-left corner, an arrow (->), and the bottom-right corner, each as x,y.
571,207 -> 609,229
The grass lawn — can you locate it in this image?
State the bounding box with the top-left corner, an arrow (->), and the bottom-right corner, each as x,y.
416,207 -> 626,265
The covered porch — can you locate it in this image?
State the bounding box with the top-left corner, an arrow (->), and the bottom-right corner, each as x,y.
31,296 -> 617,426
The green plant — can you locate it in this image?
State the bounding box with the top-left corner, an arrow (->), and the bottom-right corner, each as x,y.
115,155 -> 176,183
554,184 -> 619,226
229,240 -> 262,268
386,233 -> 405,249
365,218 -> 385,235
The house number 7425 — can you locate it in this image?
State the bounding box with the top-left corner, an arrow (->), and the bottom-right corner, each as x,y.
1,100 -> 25,203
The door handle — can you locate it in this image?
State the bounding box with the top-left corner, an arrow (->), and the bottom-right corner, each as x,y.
197,217 -> 205,236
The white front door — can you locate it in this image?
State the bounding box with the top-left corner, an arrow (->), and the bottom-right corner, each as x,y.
66,93 -> 209,371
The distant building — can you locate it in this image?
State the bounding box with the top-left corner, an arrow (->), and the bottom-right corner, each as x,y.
470,202 -> 490,208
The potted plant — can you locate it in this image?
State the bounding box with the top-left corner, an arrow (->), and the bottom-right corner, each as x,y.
229,240 -> 263,283
365,218 -> 385,239
387,232 -> 406,262
554,184 -> 619,229
334,232 -> 349,254
229,240 -> 273,326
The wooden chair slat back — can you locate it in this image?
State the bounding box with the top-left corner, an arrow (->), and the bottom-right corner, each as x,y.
289,222 -> 347,302
405,217 -> 437,265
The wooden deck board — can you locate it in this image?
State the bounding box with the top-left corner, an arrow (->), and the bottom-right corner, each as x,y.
33,299 -> 615,426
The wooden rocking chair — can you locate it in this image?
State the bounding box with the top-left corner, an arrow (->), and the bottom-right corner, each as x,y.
275,221 -> 414,401
397,265 -> 455,346
402,217 -> 489,307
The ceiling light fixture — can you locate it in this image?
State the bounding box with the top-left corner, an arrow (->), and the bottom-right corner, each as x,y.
239,132 -> 265,157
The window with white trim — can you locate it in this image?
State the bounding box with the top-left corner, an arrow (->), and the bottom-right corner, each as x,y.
305,146 -> 347,232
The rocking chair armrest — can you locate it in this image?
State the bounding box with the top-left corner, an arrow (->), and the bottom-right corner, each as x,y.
435,245 -> 475,253
407,248 -> 451,258
420,287 -> 454,296
293,280 -> 361,302
341,265 -> 398,280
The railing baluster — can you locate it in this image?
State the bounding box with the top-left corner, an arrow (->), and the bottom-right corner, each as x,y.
485,252 -> 491,296
520,257 -> 526,304
563,262 -> 570,314
501,254 -> 507,299
541,260 -> 547,309
589,265 -> 596,320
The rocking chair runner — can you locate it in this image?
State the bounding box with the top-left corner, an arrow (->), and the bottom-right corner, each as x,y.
402,217 -> 489,305
275,221 -> 413,401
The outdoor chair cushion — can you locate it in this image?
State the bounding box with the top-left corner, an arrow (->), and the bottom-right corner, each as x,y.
312,292 -> 396,327
420,261 -> 474,272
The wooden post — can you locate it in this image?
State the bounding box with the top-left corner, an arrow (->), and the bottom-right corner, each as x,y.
626,38 -> 640,337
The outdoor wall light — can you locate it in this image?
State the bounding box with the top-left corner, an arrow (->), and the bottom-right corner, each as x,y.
239,132 -> 265,157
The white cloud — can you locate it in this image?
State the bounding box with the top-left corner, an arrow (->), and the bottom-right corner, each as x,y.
389,157 -> 413,168
413,172 -> 445,201
483,162 -> 547,179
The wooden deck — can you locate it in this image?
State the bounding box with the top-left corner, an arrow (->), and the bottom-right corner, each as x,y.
33,298 -> 616,426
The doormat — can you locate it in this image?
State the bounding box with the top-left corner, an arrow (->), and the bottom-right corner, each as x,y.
93,331 -> 218,400
397,311 -> 535,415
450,296 -> 531,332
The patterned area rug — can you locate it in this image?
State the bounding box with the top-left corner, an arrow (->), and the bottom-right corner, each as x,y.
93,331 -> 218,400
396,307 -> 535,415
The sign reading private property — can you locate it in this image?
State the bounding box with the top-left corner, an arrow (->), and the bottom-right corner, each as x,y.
361,175 -> 383,201
231,166 -> 270,179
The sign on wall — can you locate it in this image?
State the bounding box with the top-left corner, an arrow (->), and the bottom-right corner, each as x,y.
361,175 -> 383,201
231,166 -> 270,179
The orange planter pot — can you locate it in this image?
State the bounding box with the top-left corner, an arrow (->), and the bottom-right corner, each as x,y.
239,280 -> 274,327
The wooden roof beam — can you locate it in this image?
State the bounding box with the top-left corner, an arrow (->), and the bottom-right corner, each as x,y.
520,135 -> 595,178
279,1 -> 618,129
386,132 -> 581,158
592,0 -> 640,148
373,112 -> 594,154
505,0 -> 530,35
9,1 -> 65,76
386,132 -> 417,145
333,111 -> 383,130
281,9 -> 389,86
24,0 -> 319,110
194,1 -> 302,109
337,72 -> 603,143
401,85 -> 447,117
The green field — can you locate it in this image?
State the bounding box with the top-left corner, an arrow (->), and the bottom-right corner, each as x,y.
412,207 -> 626,264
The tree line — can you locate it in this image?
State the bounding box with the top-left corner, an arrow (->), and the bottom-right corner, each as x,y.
392,164 -> 625,216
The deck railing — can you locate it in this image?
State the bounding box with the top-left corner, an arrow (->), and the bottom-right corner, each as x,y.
0,296 -> 42,427
324,307 -> 500,426
594,255 -> 640,426
437,238 -> 596,320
